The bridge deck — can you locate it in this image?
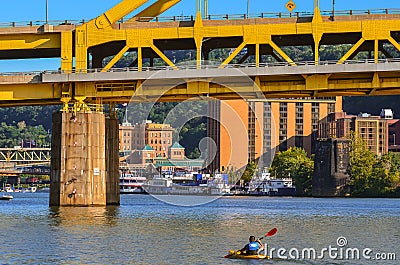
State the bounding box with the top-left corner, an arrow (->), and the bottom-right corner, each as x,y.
0,3 -> 400,105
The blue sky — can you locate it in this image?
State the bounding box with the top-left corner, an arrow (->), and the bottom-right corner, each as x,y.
0,0 -> 399,72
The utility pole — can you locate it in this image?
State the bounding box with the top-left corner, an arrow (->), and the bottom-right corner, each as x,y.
196,0 -> 201,15
46,0 -> 48,24
247,0 -> 250,18
204,0 -> 208,18
314,0 -> 319,10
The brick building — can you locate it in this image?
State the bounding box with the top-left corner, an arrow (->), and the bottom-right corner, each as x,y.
131,120 -> 174,158
318,110 -> 390,155
118,121 -> 134,156
314,108 -> 399,196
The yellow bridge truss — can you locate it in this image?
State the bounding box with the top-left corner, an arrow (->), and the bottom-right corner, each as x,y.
1,0 -> 400,106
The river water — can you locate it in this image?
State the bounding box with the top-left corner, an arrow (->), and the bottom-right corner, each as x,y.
0,193 -> 399,265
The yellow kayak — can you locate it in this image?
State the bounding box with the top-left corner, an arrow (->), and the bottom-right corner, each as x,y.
226,228 -> 277,259
224,250 -> 270,259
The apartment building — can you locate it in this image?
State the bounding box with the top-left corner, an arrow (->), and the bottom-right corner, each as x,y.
319,110 -> 390,155
207,97 -> 342,173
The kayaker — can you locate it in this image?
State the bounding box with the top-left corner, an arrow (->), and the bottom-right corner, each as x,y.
240,235 -> 264,255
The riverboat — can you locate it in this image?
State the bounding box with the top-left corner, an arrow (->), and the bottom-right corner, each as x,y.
247,172 -> 296,196
142,173 -> 232,196
120,172 -> 147,194
142,177 -> 173,194
2,184 -> 15,193
25,186 -> 37,193
0,194 -> 13,200
209,174 -> 232,196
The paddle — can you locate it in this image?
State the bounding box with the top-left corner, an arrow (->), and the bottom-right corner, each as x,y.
258,227 -> 277,240
224,228 -> 278,258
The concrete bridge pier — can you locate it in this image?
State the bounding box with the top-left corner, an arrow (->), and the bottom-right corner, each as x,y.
50,111 -> 120,206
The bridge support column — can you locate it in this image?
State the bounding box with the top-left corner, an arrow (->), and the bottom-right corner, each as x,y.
50,111 -> 119,206
105,116 -> 120,205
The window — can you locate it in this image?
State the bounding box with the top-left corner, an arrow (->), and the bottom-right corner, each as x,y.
312,103 -> 320,131
295,102 -> 303,136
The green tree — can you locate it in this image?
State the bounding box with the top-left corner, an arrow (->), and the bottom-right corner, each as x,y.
240,161 -> 257,184
270,147 -> 314,196
370,152 -> 400,196
348,132 -> 377,196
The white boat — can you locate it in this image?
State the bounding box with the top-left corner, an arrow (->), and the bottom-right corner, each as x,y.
3,184 -> 14,193
142,174 -> 232,196
37,187 -> 50,193
248,172 -> 296,196
0,194 -> 13,200
25,186 -> 37,193
142,177 -> 173,194
208,174 -> 232,196
120,172 -> 147,194
170,183 -> 210,195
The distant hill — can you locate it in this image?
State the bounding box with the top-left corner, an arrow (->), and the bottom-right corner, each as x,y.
343,96 -> 400,118
0,106 -> 60,131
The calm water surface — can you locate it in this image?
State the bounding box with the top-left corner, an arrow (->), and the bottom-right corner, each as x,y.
0,193 -> 399,265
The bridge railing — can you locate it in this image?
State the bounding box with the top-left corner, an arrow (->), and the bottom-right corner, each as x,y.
125,8 -> 400,22
1,8 -> 400,28
0,19 -> 87,28
56,58 -> 400,74
3,58 -> 400,77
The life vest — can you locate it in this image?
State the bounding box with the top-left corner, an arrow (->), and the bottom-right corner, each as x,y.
248,242 -> 259,251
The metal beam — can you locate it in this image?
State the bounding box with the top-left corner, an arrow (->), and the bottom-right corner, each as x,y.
219,42 -> 247,68
129,0 -> 182,22
150,44 -> 177,69
388,37 -> 400,54
337,38 -> 365,64
268,40 -> 296,66
102,45 -> 130,72
95,0 -> 149,29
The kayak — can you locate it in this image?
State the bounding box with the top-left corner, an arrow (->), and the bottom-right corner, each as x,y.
224,250 -> 270,259
225,228 -> 277,259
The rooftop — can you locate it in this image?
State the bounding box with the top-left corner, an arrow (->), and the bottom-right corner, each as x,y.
170,142 -> 184,149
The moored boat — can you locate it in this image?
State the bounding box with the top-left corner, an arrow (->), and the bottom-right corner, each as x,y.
2,184 -> 15,193
247,172 -> 296,196
0,194 -> 13,200
120,172 -> 147,194
25,186 -> 37,193
142,177 -> 173,194
142,173 -> 232,196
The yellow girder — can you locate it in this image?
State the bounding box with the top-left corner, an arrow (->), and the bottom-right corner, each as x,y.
2,70 -> 400,106
76,6 -> 400,72
102,45 -> 130,72
0,35 -> 56,50
0,83 -> 61,102
2,3 -> 400,105
129,0 -> 182,22
338,38 -> 365,64
94,0 -> 149,29
219,42 -> 247,68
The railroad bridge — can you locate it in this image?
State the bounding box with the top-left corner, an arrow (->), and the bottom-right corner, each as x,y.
1,0 -> 400,206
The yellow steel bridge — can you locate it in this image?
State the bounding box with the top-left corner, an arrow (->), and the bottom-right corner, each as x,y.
1,0 -> 400,107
